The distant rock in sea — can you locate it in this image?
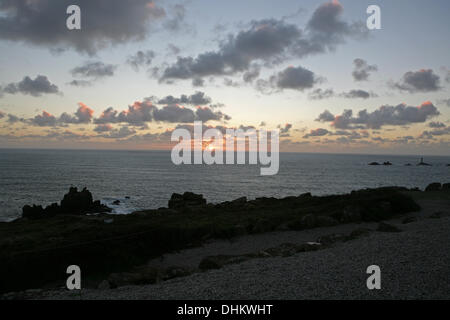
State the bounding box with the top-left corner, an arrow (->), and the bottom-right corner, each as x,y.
417,157 -> 431,166
22,187 -> 111,219
368,162 -> 380,165
383,161 -> 392,166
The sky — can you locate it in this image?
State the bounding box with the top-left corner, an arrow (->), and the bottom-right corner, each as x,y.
0,0 -> 449,155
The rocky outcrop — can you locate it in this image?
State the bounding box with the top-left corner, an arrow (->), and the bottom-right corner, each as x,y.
22,187 -> 111,219
425,183 -> 442,191
168,192 -> 207,210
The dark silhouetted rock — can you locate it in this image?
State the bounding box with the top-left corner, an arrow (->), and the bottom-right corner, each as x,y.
368,162 -> 380,165
417,157 -> 431,166
425,183 -> 442,191
22,205 -> 45,219
377,222 -> 402,232
383,161 -> 392,166
21,187 -> 111,219
112,200 -> 121,205
405,163 -> 412,166
168,192 -> 206,209
442,183 -> 450,190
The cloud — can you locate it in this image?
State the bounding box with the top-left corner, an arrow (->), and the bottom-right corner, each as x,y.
163,4 -> 191,33
94,99 -> 228,125
316,110 -> 335,122
156,91 -> 212,106
94,124 -> 113,133
30,111 -> 58,127
99,126 -> 137,139
428,121 -> 446,128
339,89 -> 376,99
153,104 -> 195,123
393,69 -> 441,93
419,126 -> 450,139
67,80 -> 92,87
317,101 -> 440,129
159,2 -> 367,83
257,65 -> 320,93
0,0 -> 166,54
127,50 -> 155,71
352,58 -> 377,81
278,123 -> 292,137
71,62 -> 117,80
309,88 -> 335,100
1,75 -> 60,97
303,128 -> 329,138
58,103 -> 94,124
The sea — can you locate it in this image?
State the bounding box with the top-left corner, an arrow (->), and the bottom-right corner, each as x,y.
0,148 -> 449,222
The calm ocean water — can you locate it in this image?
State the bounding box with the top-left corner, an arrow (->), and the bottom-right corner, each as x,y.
0,148 -> 449,221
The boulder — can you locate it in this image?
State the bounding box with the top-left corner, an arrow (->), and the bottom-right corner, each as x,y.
368,162 -> 380,165
377,222 -> 402,232
425,183 -> 442,191
442,183 -> 450,190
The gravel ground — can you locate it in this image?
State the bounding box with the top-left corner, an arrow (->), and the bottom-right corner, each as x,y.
38,199 -> 450,300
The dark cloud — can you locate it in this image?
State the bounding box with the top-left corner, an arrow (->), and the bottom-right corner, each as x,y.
156,91 -> 212,106
192,78 -> 205,87
278,123 -> 292,137
68,80 -> 92,87
71,62 -> 117,79
243,65 -> 260,83
1,75 -> 60,97
428,121 -> 446,128
309,88 -> 334,100
94,99 -> 228,125
27,103 -> 94,127
393,69 -> 441,93
153,104 -> 195,123
160,2 -> 367,83
257,66 -> 320,93
127,50 -> 155,71
0,0 -> 165,54
419,126 -> 450,139
352,58 -> 377,81
317,101 -> 440,129
339,89 -> 376,99
309,88 -> 376,100
316,110 -> 335,122
303,128 -> 329,138
30,111 -> 58,127
58,103 -> 94,124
